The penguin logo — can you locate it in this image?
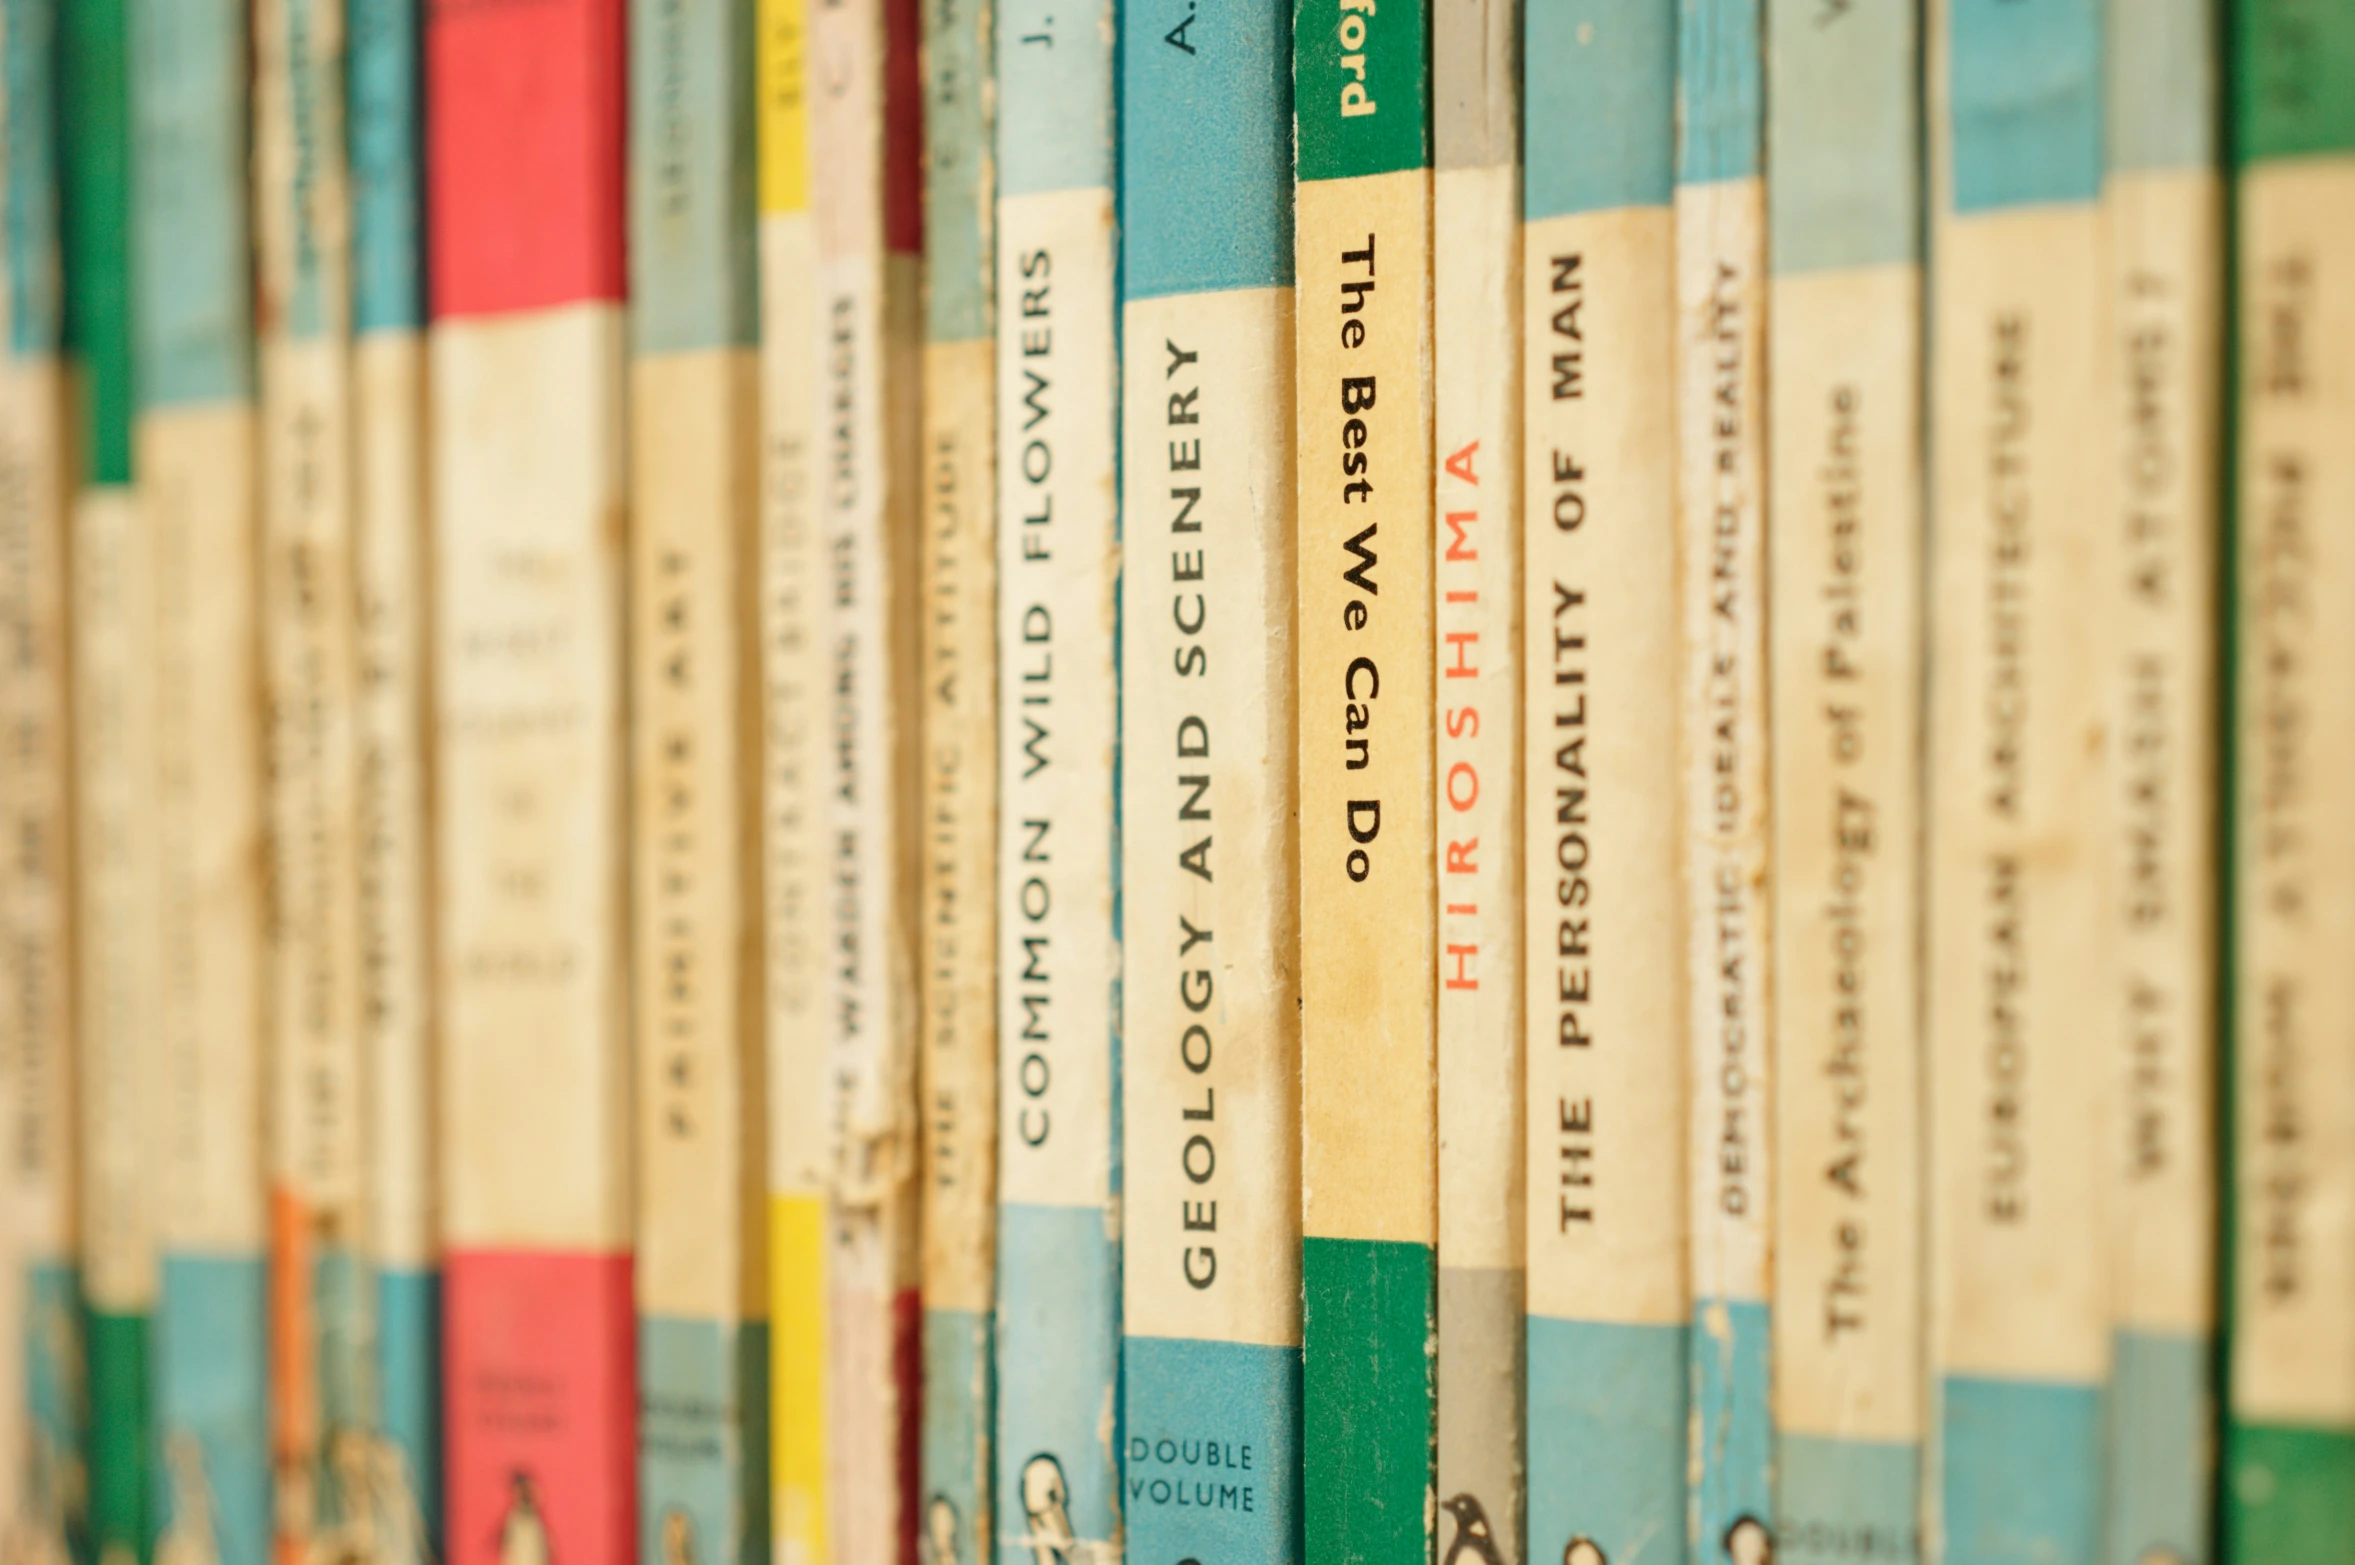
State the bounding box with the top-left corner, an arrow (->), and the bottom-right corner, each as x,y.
924,1494 -> 961,1565
497,1471 -> 552,1565
658,1509 -> 697,1565
1019,1456 -> 1075,1565
1441,1495 -> 1504,1565
1563,1540 -> 1607,1565
2137,1552 -> 2188,1565
1723,1516 -> 1772,1565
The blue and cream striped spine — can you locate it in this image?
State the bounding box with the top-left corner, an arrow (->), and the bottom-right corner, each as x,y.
349,0 -> 440,1545
131,0 -> 274,1555
1117,0 -> 1301,1555
1520,5 -> 1688,1564
1764,1 -> 1925,1561
2101,0 -> 2219,1559
0,0 -> 81,1551
1673,0 -> 1773,1556
1925,2 -> 2112,1561
992,0 -> 1122,1550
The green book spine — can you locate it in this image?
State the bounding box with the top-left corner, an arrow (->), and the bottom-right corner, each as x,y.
1292,0 -> 1436,1559
2224,1 -> 2355,1558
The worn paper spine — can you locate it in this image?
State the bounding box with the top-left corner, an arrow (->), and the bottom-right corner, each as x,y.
629,0 -> 771,1559
991,0 -> 1123,1543
1672,2 -> 1774,1556
255,0 -> 375,1557
1431,0 -> 1522,1556
917,0 -> 998,1548
2101,0 -> 2220,1560
1518,6 -> 1686,1564
1118,0 -> 1302,1557
2223,0 -> 2355,1554
1291,0 -> 1437,1557
754,0 -> 832,1557
1924,1 -> 2112,1560
0,0 -> 82,1551
427,0 -> 637,1557
132,0 -> 276,1554
808,0 -> 926,1547
350,0 -> 439,1547
1763,2 -> 1925,1562
59,0 -> 150,1547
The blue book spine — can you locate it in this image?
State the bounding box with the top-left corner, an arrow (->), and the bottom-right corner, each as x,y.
1520,5 -> 1688,1565
992,0 -> 1123,1548
1118,0 -> 1301,1558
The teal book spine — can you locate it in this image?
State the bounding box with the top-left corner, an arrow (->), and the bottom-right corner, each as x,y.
2101,0 -> 2220,1560
131,0 -> 273,1559
1673,0 -> 1773,1558
348,0 -> 440,1550
1118,0 -> 1303,1556
916,0 -> 998,1546
59,0 -> 149,1555
1763,0 -> 1925,1561
1519,4 -> 1686,1564
1,0 -> 86,1554
1926,2 -> 2110,1563
991,0 -> 1123,1545
2223,0 -> 2355,1558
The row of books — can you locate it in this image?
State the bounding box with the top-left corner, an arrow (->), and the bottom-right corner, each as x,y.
0,0 -> 2348,1562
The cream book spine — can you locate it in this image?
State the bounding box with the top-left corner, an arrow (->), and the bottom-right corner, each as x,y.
1925,0 -> 2112,1558
2102,0 -> 2220,1558
1765,0 -> 1926,1558
1519,5 -> 1686,1562
754,0 -> 832,1555
1117,0 -> 1302,1555
916,0 -> 998,1546
132,0 -> 274,1552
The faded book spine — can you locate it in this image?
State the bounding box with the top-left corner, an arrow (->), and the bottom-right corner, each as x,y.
350,0 -> 439,1548
992,0 -> 1122,1546
60,0 -> 149,1551
629,0 -> 770,1559
1764,1 -> 1925,1561
1925,1 -> 2111,1559
1431,0 -> 1521,1552
808,0 -> 926,1548
0,0 -> 81,1551
917,0 -> 998,1546
2103,0 -> 2219,1559
1672,2 -> 1773,1556
1292,0 -> 1436,1556
1519,7 -> 1685,1564
754,0 -> 831,1556
1119,0 -> 1301,1556
255,0 -> 372,1558
427,0 -> 637,1558
133,0 -> 274,1555
2224,0 -> 2355,1554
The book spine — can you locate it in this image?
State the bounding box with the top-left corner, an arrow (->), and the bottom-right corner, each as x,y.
350,0 -> 438,1550
2102,1 -> 2220,1561
1763,1 -> 1925,1560
0,0 -> 82,1550
808,0 -> 925,1547
1925,2 -> 2111,1560
2223,0 -> 2355,1554
1292,0 -> 1435,1558
427,0 -> 637,1559
1672,3 -> 1773,1557
1431,0 -> 1521,1552
753,0 -> 831,1557
990,0 -> 1122,1545
916,0 -> 997,1547
131,0 -> 274,1556
1118,0 -> 1302,1558
255,0 -> 372,1558
629,1 -> 769,1561
1519,8 -> 1686,1565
